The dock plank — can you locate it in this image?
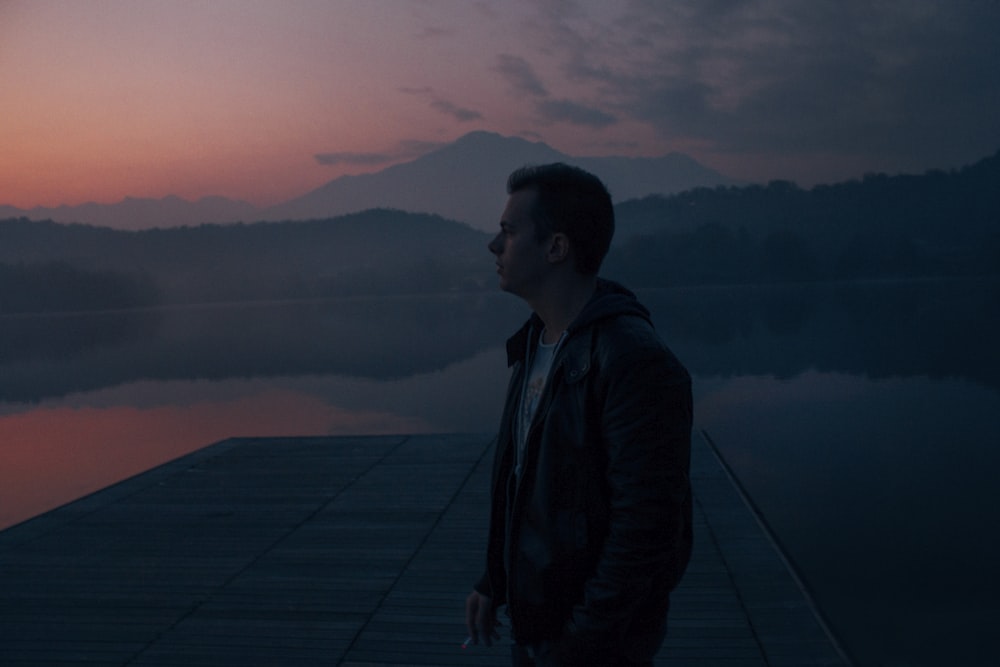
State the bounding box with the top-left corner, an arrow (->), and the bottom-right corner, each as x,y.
0,433 -> 849,666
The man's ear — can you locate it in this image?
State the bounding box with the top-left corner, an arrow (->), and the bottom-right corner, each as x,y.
546,232 -> 571,264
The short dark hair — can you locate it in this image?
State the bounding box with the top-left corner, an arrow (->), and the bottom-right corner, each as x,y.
506,163 -> 614,275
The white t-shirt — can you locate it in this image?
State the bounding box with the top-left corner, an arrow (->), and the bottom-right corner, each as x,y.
515,329 -> 565,478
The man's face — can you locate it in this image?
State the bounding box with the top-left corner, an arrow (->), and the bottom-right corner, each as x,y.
488,189 -> 551,299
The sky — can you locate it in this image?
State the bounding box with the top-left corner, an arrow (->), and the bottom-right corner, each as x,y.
3,0 -> 999,209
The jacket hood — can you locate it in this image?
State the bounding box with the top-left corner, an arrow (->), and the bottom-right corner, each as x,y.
506,279 -> 651,366
569,278 -> 651,332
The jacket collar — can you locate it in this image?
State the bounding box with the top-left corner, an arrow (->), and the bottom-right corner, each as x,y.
504,315 -> 592,386
504,278 -> 650,368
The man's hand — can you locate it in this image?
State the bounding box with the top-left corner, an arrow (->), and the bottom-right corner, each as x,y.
465,590 -> 500,646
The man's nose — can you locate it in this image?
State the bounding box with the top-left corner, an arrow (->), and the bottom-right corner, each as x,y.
488,234 -> 501,255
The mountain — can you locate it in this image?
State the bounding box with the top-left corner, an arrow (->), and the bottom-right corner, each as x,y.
0,132 -> 732,231
264,131 -> 734,231
0,195 -> 258,231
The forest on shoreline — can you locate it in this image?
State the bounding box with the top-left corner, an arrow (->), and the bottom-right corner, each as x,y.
2,149 -> 997,314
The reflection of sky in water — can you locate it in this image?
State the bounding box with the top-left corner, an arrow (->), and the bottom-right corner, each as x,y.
0,387 -> 426,530
0,346 -> 508,531
697,371 -> 1000,666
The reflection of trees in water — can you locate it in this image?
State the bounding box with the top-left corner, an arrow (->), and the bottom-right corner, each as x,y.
0,309 -> 162,364
0,294 -> 527,404
0,309 -> 163,403
2,280 -> 997,404
642,278 -> 1000,390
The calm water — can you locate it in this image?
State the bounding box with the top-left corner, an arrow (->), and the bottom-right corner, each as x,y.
2,279 -> 998,666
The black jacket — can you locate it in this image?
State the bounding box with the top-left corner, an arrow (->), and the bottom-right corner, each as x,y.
476,280 -> 693,661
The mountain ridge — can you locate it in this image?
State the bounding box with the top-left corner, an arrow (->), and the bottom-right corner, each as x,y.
265,131 -> 734,230
1,131 -> 733,231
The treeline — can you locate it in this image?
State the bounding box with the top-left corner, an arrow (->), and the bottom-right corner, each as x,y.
0,262 -> 160,314
606,149 -> 1000,285
0,209 -> 491,313
2,150 -> 998,313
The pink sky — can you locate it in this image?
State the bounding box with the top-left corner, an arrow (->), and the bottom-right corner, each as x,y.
3,0 -> 999,209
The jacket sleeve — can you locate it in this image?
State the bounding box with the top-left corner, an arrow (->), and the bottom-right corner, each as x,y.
566,339 -> 693,647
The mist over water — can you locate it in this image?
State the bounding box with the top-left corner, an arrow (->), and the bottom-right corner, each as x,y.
1,278 -> 998,666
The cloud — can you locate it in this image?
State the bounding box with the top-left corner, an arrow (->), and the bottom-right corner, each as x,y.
314,139 -> 446,167
495,54 -> 548,97
535,99 -> 616,127
520,0 -> 1000,170
493,52 -> 616,128
394,139 -> 449,157
430,97 -> 483,122
400,86 -> 483,122
314,152 -> 394,167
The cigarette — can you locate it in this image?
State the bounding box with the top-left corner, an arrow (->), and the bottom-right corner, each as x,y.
461,636 -> 473,649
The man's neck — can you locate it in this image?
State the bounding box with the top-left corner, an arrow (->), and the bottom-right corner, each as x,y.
530,276 -> 598,345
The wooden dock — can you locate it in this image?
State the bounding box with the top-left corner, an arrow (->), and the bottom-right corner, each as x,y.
0,433 -> 849,666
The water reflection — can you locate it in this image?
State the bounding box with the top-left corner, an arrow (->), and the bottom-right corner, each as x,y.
0,293 -> 528,404
642,278 -> 1000,389
0,387 -> 386,528
1,278 -> 998,665
0,347 -> 508,530
3,279 -> 997,406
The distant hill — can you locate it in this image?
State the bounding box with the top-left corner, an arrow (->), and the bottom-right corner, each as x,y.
0,195 -> 258,232
0,131 -> 732,231
605,149 -> 1000,285
0,210 -> 491,311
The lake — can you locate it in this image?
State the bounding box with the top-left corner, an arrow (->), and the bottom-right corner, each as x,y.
2,278 -> 998,666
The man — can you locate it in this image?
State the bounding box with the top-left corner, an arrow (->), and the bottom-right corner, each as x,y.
466,163 -> 693,666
